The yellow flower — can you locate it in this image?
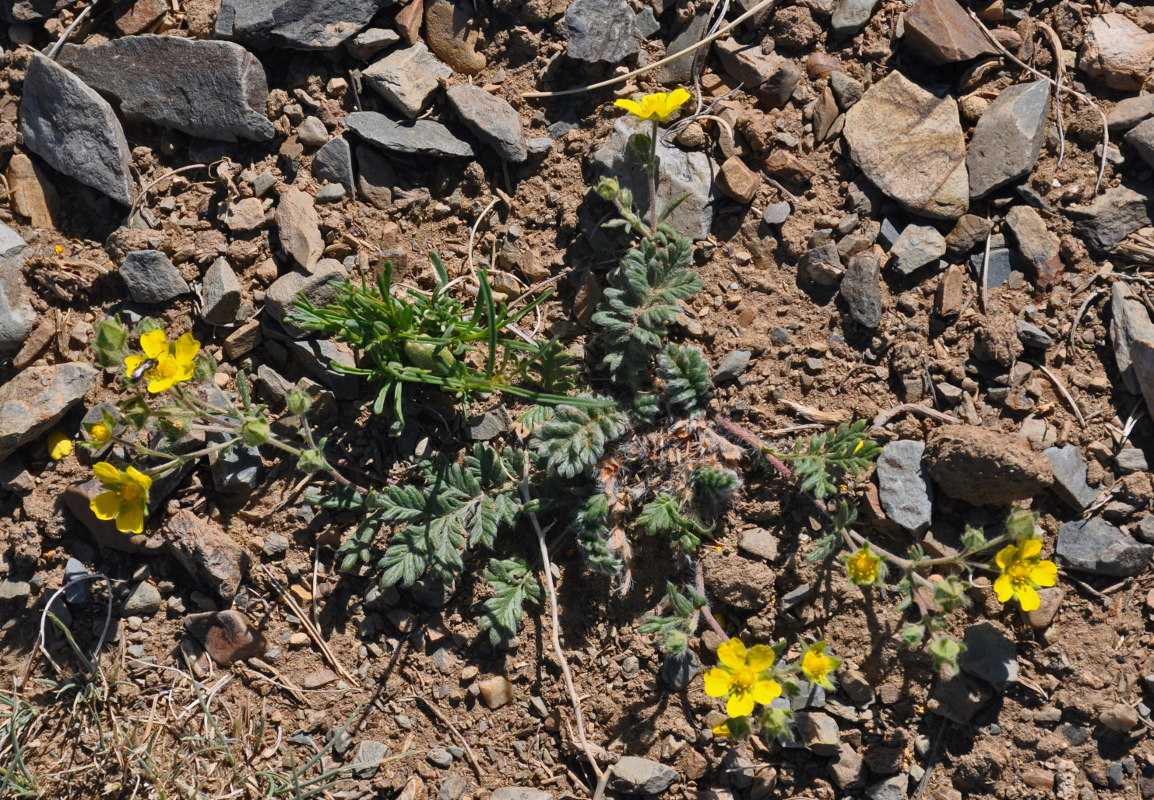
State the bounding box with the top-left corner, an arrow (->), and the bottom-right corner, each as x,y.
845,545 -> 882,586
125,330 -> 200,393
90,462 -> 152,534
712,721 -> 730,737
47,430 -> 72,460
703,638 -> 781,717
614,88 -> 692,123
801,641 -> 842,690
89,423 -> 112,444
994,538 -> 1057,612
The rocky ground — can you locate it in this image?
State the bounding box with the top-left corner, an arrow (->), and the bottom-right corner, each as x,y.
3,0 -> 1154,798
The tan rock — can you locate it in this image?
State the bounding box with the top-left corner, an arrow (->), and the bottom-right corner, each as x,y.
1079,13 -> 1154,91
184,610 -> 267,665
924,424 -> 1054,506
7,154 -> 58,229
425,0 -> 486,75
715,156 -> 759,203
274,186 -> 323,272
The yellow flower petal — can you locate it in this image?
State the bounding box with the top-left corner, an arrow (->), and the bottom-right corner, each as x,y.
47,430 -> 72,460
614,98 -> 645,117
139,329 -> 169,359
1029,559 -> 1058,588
124,354 -> 144,376
717,638 -> 747,671
993,574 -> 1015,603
1016,583 -> 1041,612
711,722 -> 730,737
93,461 -> 123,485
1020,538 -> 1043,559
746,644 -> 775,672
89,423 -> 112,444
751,676 -> 781,705
726,690 -> 755,718
665,87 -> 691,112
125,466 -> 153,492
174,332 -> 200,363
116,503 -> 145,534
994,544 -> 1015,571
703,668 -> 731,698
90,491 -> 122,520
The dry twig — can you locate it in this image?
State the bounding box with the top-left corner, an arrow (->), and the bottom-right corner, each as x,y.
403,695 -> 484,782
1039,364 -> 1086,427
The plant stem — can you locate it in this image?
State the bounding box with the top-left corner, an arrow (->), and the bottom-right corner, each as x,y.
648,119 -> 659,237
694,559 -> 728,640
713,416 -> 796,480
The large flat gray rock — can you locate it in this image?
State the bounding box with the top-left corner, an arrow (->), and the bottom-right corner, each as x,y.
214,0 -> 397,50
967,80 -> 1050,198
0,363 -> 98,463
445,84 -> 527,163
20,53 -> 135,206
1056,517 -> 1154,576
58,36 -> 274,142
346,111 -> 474,158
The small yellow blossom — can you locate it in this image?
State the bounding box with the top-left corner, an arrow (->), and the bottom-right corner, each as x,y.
845,545 -> 882,586
47,430 -> 72,460
614,88 -> 692,123
801,641 -> 842,690
125,329 -> 200,393
712,721 -> 731,737
89,422 -> 112,444
90,462 -> 152,534
703,638 -> 781,717
993,538 -> 1057,612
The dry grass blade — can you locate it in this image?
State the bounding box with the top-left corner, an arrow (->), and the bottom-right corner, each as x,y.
1039,364 -> 1086,427
779,398 -> 850,424
872,403 -> 958,428
402,695 -> 484,782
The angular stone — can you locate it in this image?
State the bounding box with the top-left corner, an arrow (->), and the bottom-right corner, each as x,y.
890,223 -> 946,274
363,43 -> 452,118
714,350 -> 752,383
202,257 -> 242,325
1044,445 -> 1098,511
1117,448 -> 1148,473
1078,13 -> 1154,91
347,111 -> 475,158
1108,94 -> 1154,133
903,0 -> 998,64
593,117 -> 716,241
114,0 -> 167,34
967,80 -> 1050,198
425,0 -> 486,75
214,0 -> 395,50
715,38 -> 782,88
928,670 -> 993,723
355,145 -> 397,209
353,740 -> 390,778
224,318 -> 262,361
566,0 -> 641,64
313,136 -> 355,193
0,363 -> 97,463
841,249 -> 883,327
831,71 -> 864,110
1111,281 -> 1154,396
607,757 -> 678,796
491,790 -> 552,800
936,263 -> 966,317
924,424 -> 1053,506
7,153 -> 58,229
264,260 -> 348,336
658,13 -> 709,85
123,581 -> 162,616
2,0 -> 70,22
959,621 -> 1017,691
120,249 -> 189,304
297,116 -> 329,147
445,84 -> 528,163
184,609 -> 266,664
58,36 -> 274,142
866,774 -> 909,800
945,213 -> 991,257
844,71 -> 968,220
759,60 -> 801,108
164,509 -> 249,602
477,675 -> 513,709
224,197 -> 266,232
1067,186 -> 1151,252
347,27 -> 401,61
829,742 -> 866,789
1004,205 -> 1062,287
796,712 -> 840,755
0,245 -> 34,354
20,53 -> 135,206
1057,517 -> 1154,576
660,649 -> 699,690
799,242 -> 844,286
716,156 -> 760,203
877,440 -> 933,533
830,0 -> 881,37
274,187 -> 324,272
1126,118 -> 1154,170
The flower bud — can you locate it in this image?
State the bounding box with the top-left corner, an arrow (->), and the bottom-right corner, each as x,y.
298,448 -> 327,474
594,176 -> 620,201
286,388 -> 313,416
239,415 -> 270,447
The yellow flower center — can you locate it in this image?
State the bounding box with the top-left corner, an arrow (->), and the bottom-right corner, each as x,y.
120,482 -> 144,504
1007,562 -> 1032,586
730,667 -> 755,693
91,423 -> 111,443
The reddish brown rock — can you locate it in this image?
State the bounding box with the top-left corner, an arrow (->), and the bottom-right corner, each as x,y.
0,363 -> 97,462
764,150 -> 813,186
114,0 -> 167,35
425,0 -> 486,75
716,156 -> 760,203
1079,13 -> 1154,91
184,610 -> 267,665
903,0 -> 998,65
935,263 -> 966,317
164,510 -> 250,602
924,425 -> 1054,506
396,0 -> 424,45
7,153 -> 57,228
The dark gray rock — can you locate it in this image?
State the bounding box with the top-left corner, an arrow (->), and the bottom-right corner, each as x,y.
313,136 -> 355,194
830,70 -> 864,110
890,223 -> 946,274
758,60 -> 801,108
1126,118 -> 1154,169
264,260 -> 348,335
123,581 -> 162,616
959,621 -> 1017,691
1110,281 -> 1154,394
445,84 -> 528,163
1044,445 -> 1098,511
277,335 -> 361,400
1057,517 -> 1154,576
20,53 -> 135,206
714,350 -> 751,383
831,0 -> 881,36
1004,205 -> 1062,286
202,257 -> 241,325
796,712 -> 839,755
215,0 -> 395,50
866,774 -> 909,800
607,757 -> 678,796
120,250 -> 190,304
352,740 -> 389,778
970,246 -> 1021,289
316,184 -> 345,204
58,36 -> 274,142
363,43 -> 452,118
876,440 -> 933,533
566,0 -> 641,64
660,649 -> 699,690
0,227 -> 34,353
0,362 -> 98,463
355,145 -> 396,209
593,117 -> 716,241
658,12 -> 709,85
1116,448 -> 1148,473
967,80 -> 1049,197
1017,321 -> 1053,349
799,242 -> 844,285
1068,185 -> 1151,252
828,742 -> 867,789
346,112 -> 475,158
840,250 -> 882,328
762,201 -> 791,225
466,410 -> 508,441
2,0 -> 69,22
346,27 -> 401,61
